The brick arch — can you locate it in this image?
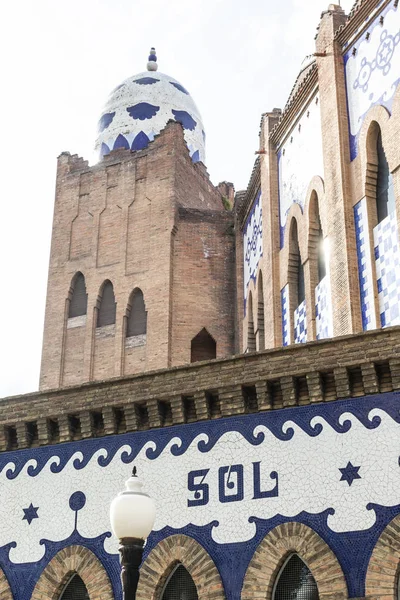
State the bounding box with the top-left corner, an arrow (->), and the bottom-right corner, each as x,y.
358,104 -> 391,186
136,534 -> 226,600
31,545 -> 114,600
0,567 -> 13,600
366,514 -> 400,600
242,523 -> 347,600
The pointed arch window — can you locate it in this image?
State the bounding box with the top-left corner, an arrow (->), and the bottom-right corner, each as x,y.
273,554 -> 319,600
191,328 -> 216,362
127,289 -> 147,337
291,222 -> 304,306
68,273 -> 87,318
59,574 -> 89,600
97,280 -> 116,327
376,130 -> 395,223
161,564 -> 198,600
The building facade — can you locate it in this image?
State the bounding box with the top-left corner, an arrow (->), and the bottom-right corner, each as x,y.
1,1 -> 400,599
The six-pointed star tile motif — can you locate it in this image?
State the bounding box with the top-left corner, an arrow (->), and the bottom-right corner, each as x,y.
22,503 -> 39,525
339,462 -> 361,486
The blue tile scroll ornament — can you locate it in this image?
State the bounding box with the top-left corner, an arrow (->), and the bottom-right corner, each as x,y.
172,110 -> 197,131
170,81 -> 189,94
98,112 -> 115,133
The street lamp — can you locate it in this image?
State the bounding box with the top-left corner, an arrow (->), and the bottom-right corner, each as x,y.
110,467 -> 156,600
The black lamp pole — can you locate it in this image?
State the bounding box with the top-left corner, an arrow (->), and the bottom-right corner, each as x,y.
119,537 -> 145,600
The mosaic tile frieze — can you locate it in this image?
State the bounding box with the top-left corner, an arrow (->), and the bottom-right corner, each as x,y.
1,396 -> 400,599
345,2 -> 400,160
278,93 -> 324,246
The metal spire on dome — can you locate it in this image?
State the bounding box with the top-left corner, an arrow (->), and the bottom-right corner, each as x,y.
147,47 -> 158,72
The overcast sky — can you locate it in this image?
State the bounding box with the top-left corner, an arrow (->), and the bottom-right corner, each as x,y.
0,0 -> 354,398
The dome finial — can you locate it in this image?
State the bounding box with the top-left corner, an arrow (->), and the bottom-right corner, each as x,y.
147,47 -> 158,72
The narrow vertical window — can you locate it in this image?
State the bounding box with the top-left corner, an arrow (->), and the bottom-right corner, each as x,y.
68,273 -> 87,318
257,272 -> 265,351
273,555 -> 319,600
127,289 -> 147,337
97,280 -> 116,327
161,564 -> 198,600
317,220 -> 326,283
376,130 -> 395,223
59,574 -> 89,600
247,292 -> 256,352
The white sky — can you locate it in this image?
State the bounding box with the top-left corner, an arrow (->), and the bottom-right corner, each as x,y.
0,0 -> 354,398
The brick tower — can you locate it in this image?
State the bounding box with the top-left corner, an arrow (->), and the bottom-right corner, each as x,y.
39,50 -> 235,391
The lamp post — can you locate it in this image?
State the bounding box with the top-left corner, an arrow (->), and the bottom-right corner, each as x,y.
110,467 -> 156,600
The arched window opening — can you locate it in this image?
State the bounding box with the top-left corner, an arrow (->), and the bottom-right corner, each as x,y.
257,272 -> 265,351
68,273 -> 87,318
273,554 -> 319,600
59,574 -> 89,600
290,221 -> 305,306
97,280 -> 116,327
161,564 -> 198,600
247,292 -> 256,352
191,328 -> 216,363
376,130 -> 395,223
127,289 -> 147,337
317,219 -> 326,283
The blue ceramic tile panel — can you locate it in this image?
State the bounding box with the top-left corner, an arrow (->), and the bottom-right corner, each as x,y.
344,2 -> 400,160
374,210 -> 400,327
294,299 -> 307,344
354,199 -> 377,330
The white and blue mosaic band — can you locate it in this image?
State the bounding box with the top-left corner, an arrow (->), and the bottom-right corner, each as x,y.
243,191 -> 263,307
2,395 -> 400,600
354,199 -> 377,331
278,93 -> 324,246
281,285 -> 290,346
294,299 -> 307,344
315,276 -> 333,340
374,210 -> 400,327
95,52 -> 205,164
344,2 -> 400,160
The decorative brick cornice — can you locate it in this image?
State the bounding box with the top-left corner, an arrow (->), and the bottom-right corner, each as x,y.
335,0 -> 391,47
1,326 -> 400,452
242,522 -> 348,600
238,158 -> 261,228
365,513 -> 400,599
30,545 -> 114,600
269,66 -> 318,146
136,534 -> 225,600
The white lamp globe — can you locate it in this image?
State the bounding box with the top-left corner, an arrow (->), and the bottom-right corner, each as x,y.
110,468 -> 156,540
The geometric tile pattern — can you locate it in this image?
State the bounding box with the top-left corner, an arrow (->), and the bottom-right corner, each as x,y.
374,210 -> 400,327
294,299 -> 307,344
243,191 -> 263,308
354,199 -> 377,331
281,285 -> 290,346
315,275 -> 333,340
344,2 -> 400,160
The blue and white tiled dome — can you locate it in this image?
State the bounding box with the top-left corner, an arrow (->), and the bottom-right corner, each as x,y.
95,48 -> 205,163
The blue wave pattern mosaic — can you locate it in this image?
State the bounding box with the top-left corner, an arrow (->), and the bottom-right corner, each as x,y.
374,210 -> 400,326
294,299 -> 307,344
344,2 -> 400,160
95,71 -> 205,163
354,199 -> 377,330
1,394 -> 400,600
243,191 -> 262,311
